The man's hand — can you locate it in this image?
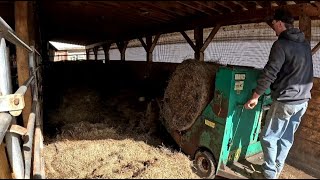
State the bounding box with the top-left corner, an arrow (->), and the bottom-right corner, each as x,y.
244,92 -> 260,109
244,98 -> 258,109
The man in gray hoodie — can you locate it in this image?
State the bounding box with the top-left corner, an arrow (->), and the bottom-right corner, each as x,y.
244,8 -> 313,179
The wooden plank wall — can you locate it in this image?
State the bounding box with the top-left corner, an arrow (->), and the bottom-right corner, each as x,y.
0,144 -> 11,179
287,77 -> 320,178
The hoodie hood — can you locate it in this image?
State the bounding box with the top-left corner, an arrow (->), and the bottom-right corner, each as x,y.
279,28 -> 305,43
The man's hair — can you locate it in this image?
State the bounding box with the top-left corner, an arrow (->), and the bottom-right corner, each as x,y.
273,8 -> 294,29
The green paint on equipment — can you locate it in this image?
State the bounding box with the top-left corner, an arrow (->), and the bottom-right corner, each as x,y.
163,65 -> 272,179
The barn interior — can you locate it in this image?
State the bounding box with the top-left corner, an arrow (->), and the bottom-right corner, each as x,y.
0,1 -> 320,179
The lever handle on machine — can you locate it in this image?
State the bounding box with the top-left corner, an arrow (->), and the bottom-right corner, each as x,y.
262,105 -> 270,111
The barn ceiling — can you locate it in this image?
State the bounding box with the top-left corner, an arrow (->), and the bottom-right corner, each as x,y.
1,1 -> 320,46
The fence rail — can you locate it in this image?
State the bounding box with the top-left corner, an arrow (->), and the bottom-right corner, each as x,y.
0,16 -> 45,179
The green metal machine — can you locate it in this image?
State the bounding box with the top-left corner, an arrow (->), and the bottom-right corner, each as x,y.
163,65 -> 272,179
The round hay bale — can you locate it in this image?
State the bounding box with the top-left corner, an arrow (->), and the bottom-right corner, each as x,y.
162,59 -> 218,131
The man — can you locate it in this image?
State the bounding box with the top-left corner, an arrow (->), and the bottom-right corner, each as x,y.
244,8 -> 313,179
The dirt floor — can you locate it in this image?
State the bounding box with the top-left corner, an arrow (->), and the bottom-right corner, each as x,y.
42,62 -> 317,179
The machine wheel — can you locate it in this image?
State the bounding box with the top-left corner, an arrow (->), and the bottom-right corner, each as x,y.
194,150 -> 216,179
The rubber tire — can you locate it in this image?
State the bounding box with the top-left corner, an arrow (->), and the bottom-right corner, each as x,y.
194,150 -> 216,179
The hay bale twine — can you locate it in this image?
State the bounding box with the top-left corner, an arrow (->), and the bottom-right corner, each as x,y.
162,59 -> 218,131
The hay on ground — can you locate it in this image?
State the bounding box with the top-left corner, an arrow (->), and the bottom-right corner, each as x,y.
44,121 -> 200,179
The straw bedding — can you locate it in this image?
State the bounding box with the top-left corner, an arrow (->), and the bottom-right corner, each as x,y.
44,121 -> 200,179
44,87 -> 200,179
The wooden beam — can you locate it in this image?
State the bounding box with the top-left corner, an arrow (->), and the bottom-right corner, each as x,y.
294,1 -> 310,4
215,1 -> 243,12
312,42 -> 320,56
180,31 -> 196,51
138,38 -> 147,51
160,3 -> 319,35
134,1 -> 178,19
299,14 -> 311,42
194,1 -> 222,14
91,2 -> 152,25
123,4 -> 170,23
274,1 -> 288,6
140,34 -> 161,63
232,1 -> 248,10
153,1 -> 198,16
194,27 -> 204,61
0,144 -> 11,179
201,24 -> 221,52
177,1 -> 213,16
149,33 -> 161,53
254,1 -> 272,8
210,2 -> 232,14
15,1 -> 32,127
235,1 -> 257,10
85,40 -> 111,50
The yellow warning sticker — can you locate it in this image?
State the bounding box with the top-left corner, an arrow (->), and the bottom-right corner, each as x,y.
205,119 -> 215,128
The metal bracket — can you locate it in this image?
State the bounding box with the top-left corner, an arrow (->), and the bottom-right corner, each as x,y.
0,94 -> 25,116
8,124 -> 28,136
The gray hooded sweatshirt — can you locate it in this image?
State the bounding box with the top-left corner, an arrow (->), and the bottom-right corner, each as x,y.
255,28 -> 313,104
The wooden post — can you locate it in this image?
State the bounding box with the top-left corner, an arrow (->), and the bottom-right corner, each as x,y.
139,34 -> 160,78
85,49 -> 90,60
299,14 -> 311,43
0,144 -> 11,179
116,41 -> 128,61
15,1 -> 32,127
146,36 -> 152,62
93,47 -> 98,60
102,43 -> 111,63
28,1 -> 35,47
194,27 -> 204,61
139,34 -> 160,63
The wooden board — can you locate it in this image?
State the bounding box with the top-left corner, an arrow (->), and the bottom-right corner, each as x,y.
0,144 -> 12,179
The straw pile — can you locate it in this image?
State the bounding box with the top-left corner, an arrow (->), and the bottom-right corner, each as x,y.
44,121 -> 200,179
45,87 -> 160,137
162,59 -> 218,131
44,85 -> 201,179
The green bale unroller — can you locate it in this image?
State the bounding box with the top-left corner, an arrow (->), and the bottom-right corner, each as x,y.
162,61 -> 272,179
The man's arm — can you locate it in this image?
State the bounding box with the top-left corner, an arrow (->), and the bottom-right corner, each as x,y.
245,41 -> 285,109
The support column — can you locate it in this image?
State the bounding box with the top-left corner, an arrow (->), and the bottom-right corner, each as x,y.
139,34 -> 160,63
93,47 -> 98,60
85,49 -> 90,60
102,43 -> 111,63
15,1 -> 32,127
28,1 -> 35,47
146,36 -> 153,62
116,41 -> 128,61
182,25 -> 220,62
194,27 -> 204,61
299,14 -> 311,43
139,34 -> 161,78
